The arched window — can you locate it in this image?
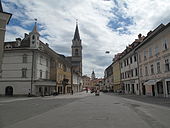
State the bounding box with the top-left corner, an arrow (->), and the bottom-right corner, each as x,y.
75,49 -> 79,56
32,35 -> 35,40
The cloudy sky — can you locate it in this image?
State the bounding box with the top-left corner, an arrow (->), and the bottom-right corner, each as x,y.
2,0 -> 170,78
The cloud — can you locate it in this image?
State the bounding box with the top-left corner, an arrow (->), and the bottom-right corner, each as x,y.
2,0 -> 170,78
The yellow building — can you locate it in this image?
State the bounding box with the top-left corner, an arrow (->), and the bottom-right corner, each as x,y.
113,54 -> 121,92
56,56 -> 72,94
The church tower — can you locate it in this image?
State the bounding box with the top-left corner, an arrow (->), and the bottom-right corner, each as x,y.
29,19 -> 40,49
71,21 -> 82,76
0,0 -> 12,77
91,70 -> 95,80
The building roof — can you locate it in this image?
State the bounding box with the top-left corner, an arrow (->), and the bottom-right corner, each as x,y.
73,23 -> 80,40
0,0 -> 3,12
135,22 -> 170,51
0,0 -> 12,24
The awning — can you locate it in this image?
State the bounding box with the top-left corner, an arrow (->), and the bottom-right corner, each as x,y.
144,79 -> 161,86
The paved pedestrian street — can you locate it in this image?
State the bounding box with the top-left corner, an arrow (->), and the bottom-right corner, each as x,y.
0,92 -> 170,128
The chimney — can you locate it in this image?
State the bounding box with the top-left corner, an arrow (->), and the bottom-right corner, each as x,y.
16,38 -> 21,41
46,43 -> 49,47
24,33 -> 29,38
16,38 -> 21,47
147,31 -> 152,36
138,33 -> 142,39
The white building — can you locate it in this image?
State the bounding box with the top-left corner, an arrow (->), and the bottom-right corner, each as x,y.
0,1 -> 12,78
120,35 -> 144,95
0,22 -> 56,96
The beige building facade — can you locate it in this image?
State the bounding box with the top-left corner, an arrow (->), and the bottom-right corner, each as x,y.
136,23 -> 170,97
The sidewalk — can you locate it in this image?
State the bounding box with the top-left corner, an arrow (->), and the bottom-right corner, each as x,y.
43,91 -> 93,100
107,93 -> 170,107
0,91 -> 93,103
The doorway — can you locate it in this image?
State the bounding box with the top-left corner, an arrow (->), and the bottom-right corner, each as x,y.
131,84 -> 135,94
5,86 -> 13,96
142,85 -> 146,95
152,85 -> 155,96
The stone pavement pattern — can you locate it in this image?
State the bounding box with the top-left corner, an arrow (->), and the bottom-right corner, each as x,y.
1,92 -> 170,128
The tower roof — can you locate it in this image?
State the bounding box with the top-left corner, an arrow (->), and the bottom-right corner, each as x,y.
73,22 -> 80,40
31,19 -> 40,35
0,0 -> 3,12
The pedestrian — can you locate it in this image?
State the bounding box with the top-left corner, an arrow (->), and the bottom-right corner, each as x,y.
71,90 -> 73,95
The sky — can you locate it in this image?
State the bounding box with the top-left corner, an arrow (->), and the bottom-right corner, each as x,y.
2,0 -> 170,78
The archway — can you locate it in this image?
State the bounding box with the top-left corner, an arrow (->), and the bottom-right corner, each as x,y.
5,86 -> 13,96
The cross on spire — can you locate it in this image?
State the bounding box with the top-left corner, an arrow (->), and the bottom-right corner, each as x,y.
73,19 -> 80,40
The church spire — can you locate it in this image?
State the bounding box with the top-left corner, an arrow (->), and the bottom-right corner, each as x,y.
73,19 -> 80,40
31,19 -> 40,35
0,0 -> 3,12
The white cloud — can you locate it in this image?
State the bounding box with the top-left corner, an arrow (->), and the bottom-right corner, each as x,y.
3,0 -> 170,78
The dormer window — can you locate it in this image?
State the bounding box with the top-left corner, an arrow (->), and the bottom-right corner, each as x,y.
5,44 -> 12,49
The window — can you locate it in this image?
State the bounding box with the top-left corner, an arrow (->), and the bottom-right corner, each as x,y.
75,49 -> 79,56
136,84 -> 139,90
157,62 -> 161,73
165,59 -> 170,72
145,66 -> 148,76
63,65 -> 66,72
131,69 -> 133,77
40,56 -> 43,65
46,71 -> 48,79
23,54 -> 27,63
163,39 -> 168,50
134,55 -> 137,62
22,68 -> 27,78
130,57 -> 133,64
40,70 -> 42,78
135,68 -> 138,76
140,67 -> 142,77
151,64 -> 154,75
144,50 -> 147,60
120,62 -> 123,68
127,59 -> 129,65
32,35 -> 35,40
46,59 -> 48,67
127,71 -> 130,78
155,46 -> 159,55
124,60 -> 126,67
149,48 -> 152,57
157,82 -> 163,94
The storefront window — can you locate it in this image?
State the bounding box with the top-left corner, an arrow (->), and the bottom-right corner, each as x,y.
157,82 -> 163,94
